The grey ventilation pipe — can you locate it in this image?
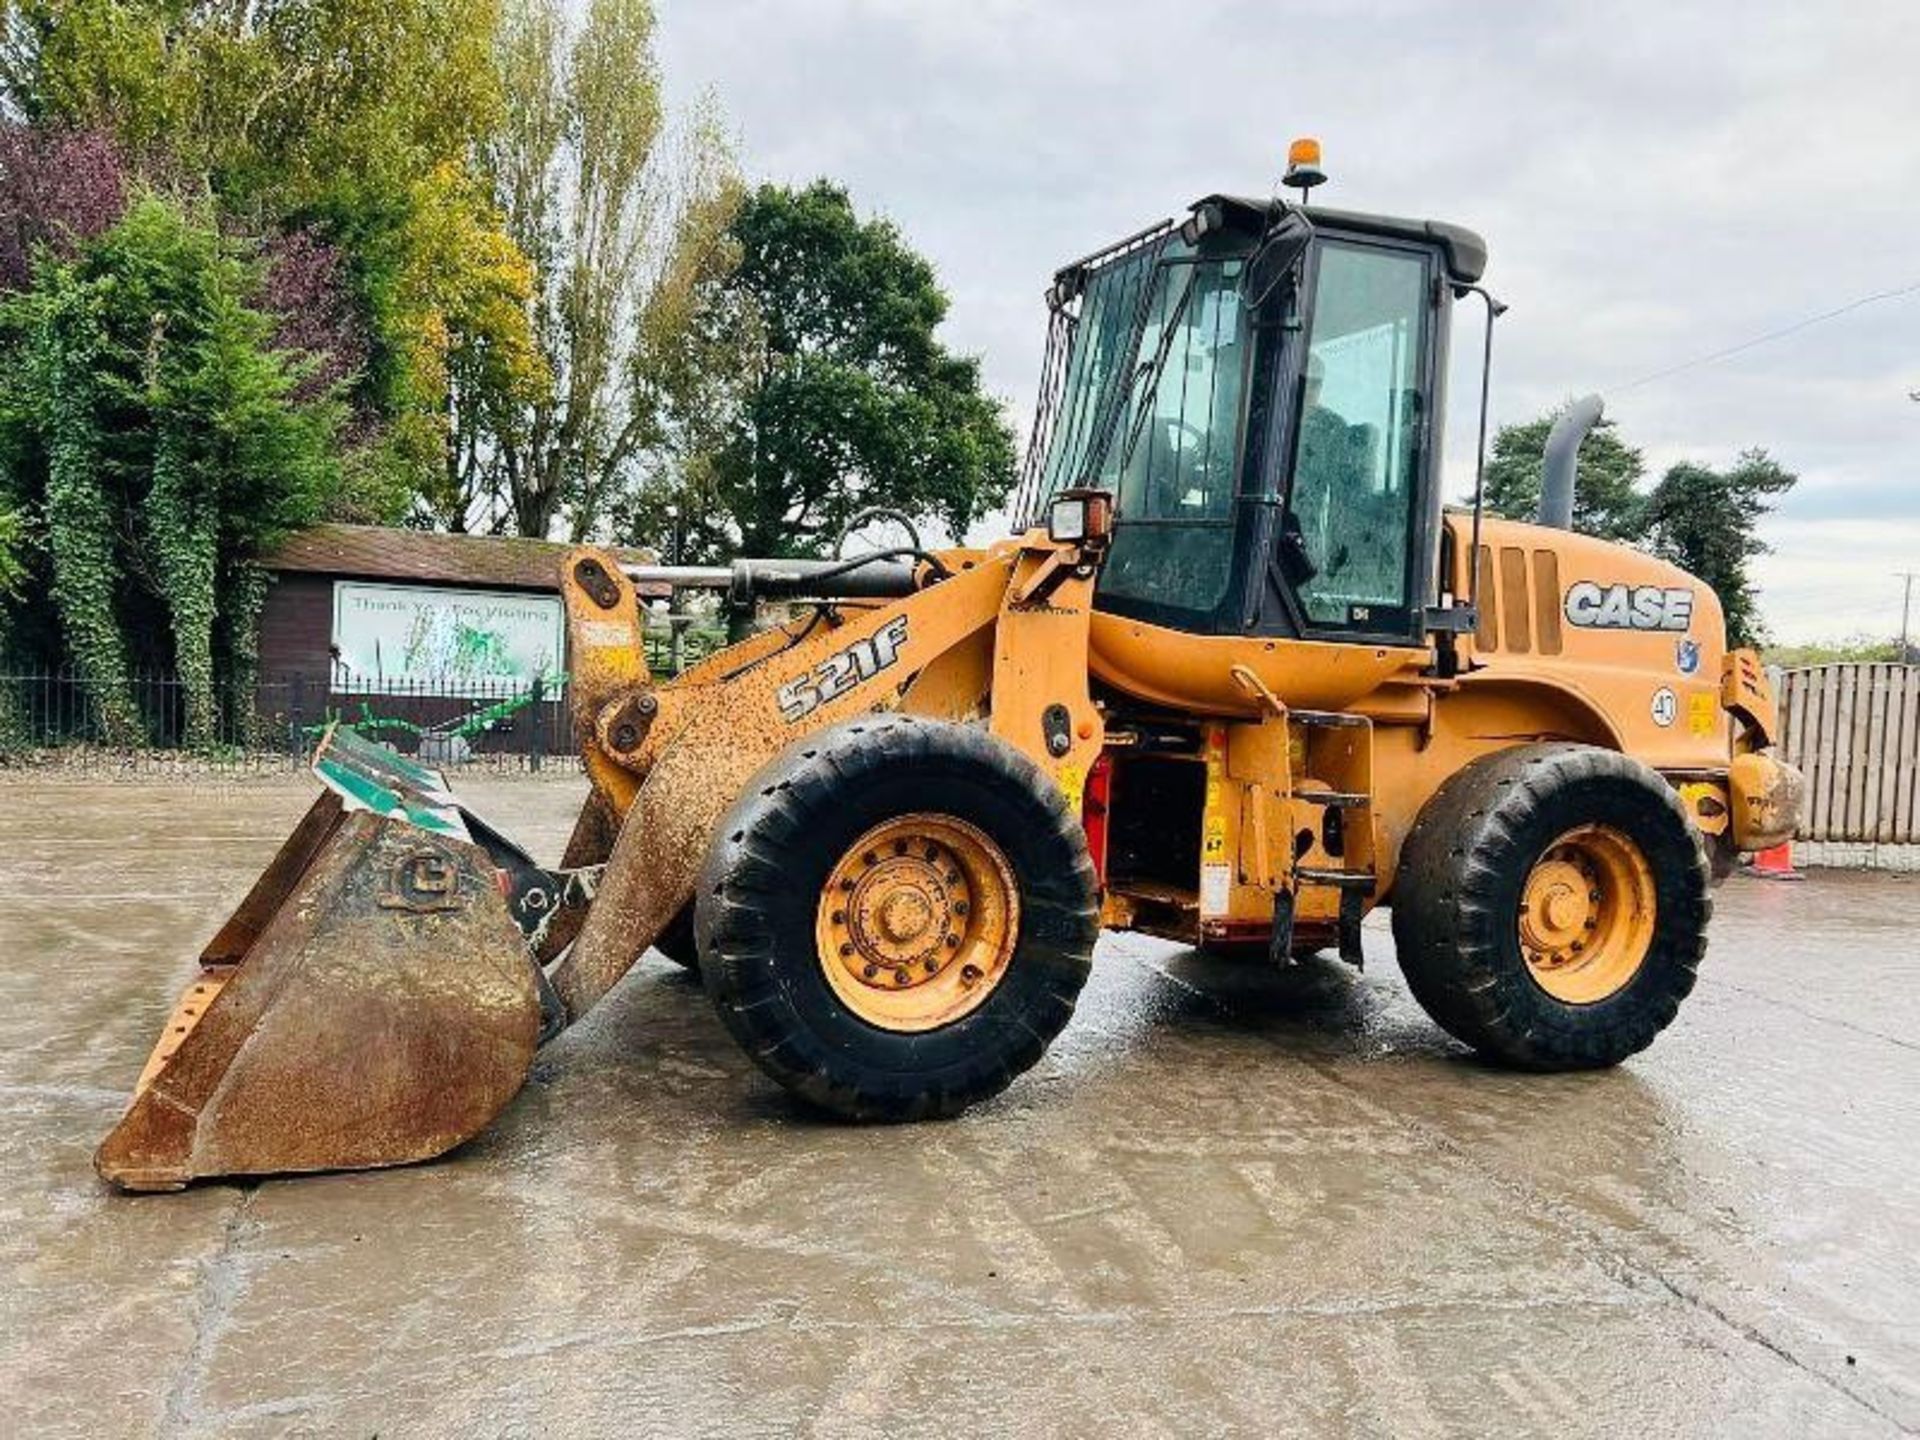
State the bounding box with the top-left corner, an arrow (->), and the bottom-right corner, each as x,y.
1539,393 -> 1604,530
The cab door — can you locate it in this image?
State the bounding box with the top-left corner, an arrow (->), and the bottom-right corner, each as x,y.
1262,236 -> 1440,645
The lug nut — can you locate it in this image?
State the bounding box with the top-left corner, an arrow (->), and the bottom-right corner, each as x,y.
863,963 -> 879,979
953,900 -> 970,917
893,968 -> 911,985
960,963 -> 983,986
832,909 -> 846,924
924,958 -> 939,973
840,943 -> 855,957
945,934 -> 960,949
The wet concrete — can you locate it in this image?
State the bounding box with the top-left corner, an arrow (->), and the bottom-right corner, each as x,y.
2,773 -> 1916,1437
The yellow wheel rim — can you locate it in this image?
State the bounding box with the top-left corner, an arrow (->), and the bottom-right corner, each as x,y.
815,813 -> 1019,1032
1518,824 -> 1657,1005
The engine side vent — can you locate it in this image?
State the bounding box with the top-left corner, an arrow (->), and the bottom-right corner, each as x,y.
1475,544 -> 1565,657
1499,547 -> 1532,653
1533,548 -> 1564,655
1475,546 -> 1498,650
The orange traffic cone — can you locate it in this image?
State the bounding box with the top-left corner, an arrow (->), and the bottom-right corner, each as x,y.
1748,841 -> 1804,881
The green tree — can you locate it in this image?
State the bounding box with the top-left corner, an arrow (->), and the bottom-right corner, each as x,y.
1481,407 -> 1647,542
1764,635 -> 1901,667
0,503 -> 20,597
1639,449 -> 1796,650
476,0 -> 736,539
0,195 -> 343,745
3,0 -> 543,515
634,181 -> 1015,564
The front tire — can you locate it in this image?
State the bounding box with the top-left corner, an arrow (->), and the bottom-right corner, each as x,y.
696,715 -> 1099,1120
1391,743 -> 1710,1069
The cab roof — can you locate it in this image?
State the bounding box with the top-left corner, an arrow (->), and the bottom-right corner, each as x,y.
1199,194 -> 1488,286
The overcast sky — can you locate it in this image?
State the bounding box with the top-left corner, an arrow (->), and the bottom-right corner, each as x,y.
656,0 -> 1920,644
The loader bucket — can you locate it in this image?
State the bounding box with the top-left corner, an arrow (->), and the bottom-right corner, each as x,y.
96,727 -> 544,1192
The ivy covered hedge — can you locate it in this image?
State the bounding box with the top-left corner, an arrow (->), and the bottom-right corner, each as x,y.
0,196 -> 344,746
0,0 -> 545,747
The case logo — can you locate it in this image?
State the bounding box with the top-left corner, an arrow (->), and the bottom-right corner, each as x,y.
379,847 -> 467,914
1676,638 -> 1701,675
1564,581 -> 1694,632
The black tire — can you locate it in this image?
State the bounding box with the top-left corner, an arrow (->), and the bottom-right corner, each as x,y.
1390,742 -> 1710,1069
696,714 -> 1099,1120
652,904 -> 700,972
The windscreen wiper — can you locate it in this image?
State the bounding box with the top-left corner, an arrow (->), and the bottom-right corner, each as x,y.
1113,264 -> 1202,481
1074,252 -> 1201,488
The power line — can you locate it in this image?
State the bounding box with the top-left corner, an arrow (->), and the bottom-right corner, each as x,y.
1614,278 -> 1920,395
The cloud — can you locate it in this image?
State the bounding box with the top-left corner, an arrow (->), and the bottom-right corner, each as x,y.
657,0 -> 1920,641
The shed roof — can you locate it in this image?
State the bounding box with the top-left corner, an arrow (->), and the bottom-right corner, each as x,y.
264,524 -> 667,596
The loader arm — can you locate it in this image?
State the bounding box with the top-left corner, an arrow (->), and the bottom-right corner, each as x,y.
548,527 -> 1106,1021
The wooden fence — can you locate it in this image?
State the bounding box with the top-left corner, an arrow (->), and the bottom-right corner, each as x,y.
1776,664 -> 1920,844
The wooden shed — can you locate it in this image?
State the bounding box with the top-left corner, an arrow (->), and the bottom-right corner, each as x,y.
257,524 -> 661,694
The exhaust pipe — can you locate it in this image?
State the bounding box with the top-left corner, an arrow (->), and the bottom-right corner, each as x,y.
1538,394 -> 1604,530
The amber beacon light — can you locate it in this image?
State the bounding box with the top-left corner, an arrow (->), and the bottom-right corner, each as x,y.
1284,136 -> 1327,194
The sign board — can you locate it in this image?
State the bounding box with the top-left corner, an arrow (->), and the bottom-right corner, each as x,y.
331,581 -> 563,695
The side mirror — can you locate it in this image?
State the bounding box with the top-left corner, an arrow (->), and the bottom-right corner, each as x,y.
1241,210 -> 1313,321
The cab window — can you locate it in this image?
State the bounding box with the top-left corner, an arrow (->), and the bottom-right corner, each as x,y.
1285,241 -> 1430,633
1097,253 -> 1250,622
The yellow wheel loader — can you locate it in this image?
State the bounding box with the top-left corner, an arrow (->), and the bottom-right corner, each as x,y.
97,190 -> 1805,1191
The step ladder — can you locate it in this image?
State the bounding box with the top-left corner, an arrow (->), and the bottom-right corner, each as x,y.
1267,706 -> 1377,968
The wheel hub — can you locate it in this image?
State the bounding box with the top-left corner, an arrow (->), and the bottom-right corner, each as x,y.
1518,824 -> 1656,1004
876,887 -> 934,945
816,813 -> 1018,1031
1519,858 -> 1593,960
837,849 -> 964,985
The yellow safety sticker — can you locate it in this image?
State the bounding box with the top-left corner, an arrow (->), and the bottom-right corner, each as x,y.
1057,762 -> 1086,812
1688,691 -> 1717,736
1202,727 -> 1227,858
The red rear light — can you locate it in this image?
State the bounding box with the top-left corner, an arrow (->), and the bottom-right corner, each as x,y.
1081,751 -> 1114,882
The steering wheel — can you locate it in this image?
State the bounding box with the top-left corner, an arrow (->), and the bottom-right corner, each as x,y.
1160,416 -> 1208,458
1131,416 -> 1223,519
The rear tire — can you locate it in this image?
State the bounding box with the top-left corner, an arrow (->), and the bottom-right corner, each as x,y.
696,715 -> 1099,1120
1391,743 -> 1710,1069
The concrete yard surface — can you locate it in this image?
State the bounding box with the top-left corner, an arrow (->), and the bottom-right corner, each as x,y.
2,774 -> 1916,1437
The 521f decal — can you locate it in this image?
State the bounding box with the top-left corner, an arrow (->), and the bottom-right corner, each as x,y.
776,616 -> 910,722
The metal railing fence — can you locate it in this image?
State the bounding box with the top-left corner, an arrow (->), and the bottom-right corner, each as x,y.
0,667 -> 573,772
0,613 -> 737,774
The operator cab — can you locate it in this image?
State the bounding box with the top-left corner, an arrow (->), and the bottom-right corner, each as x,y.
1023,191 -> 1487,648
